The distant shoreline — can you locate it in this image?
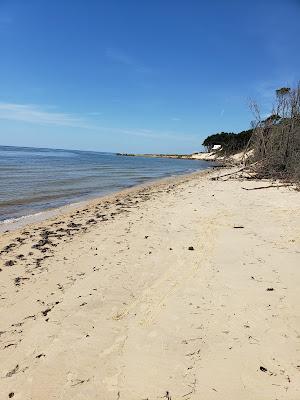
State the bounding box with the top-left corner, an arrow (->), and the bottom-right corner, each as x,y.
116,152 -> 218,161
116,150 -> 246,164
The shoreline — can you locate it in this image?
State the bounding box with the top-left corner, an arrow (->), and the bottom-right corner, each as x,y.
116,150 -> 248,163
0,166 -> 299,399
1,145 -> 216,234
116,151 -> 217,161
0,166 -> 216,234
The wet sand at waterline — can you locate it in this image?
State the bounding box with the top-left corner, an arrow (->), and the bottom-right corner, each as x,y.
0,167 -> 299,399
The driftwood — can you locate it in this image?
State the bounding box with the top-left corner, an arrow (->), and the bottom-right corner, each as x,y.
210,167 -> 246,181
241,184 -> 292,191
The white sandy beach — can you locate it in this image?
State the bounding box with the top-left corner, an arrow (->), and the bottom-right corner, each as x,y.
0,167 -> 299,399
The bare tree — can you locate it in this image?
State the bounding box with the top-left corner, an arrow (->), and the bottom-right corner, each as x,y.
249,83 -> 300,181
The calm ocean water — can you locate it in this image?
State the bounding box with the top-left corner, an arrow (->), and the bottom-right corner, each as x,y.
0,145 -> 212,223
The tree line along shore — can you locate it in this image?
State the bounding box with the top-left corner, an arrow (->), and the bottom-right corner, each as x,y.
118,84 -> 300,183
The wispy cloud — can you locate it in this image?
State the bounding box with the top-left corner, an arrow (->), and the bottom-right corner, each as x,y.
0,102 -> 198,143
0,103 -> 89,128
106,48 -> 134,66
86,111 -> 102,117
105,47 -> 153,74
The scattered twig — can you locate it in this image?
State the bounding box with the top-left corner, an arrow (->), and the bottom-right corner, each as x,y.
241,184 -> 292,190
71,378 -> 90,387
211,167 -> 247,181
162,391 -> 171,400
182,391 -> 193,397
5,364 -> 19,378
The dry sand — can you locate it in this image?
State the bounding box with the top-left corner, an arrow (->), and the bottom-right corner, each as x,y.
0,168 -> 299,399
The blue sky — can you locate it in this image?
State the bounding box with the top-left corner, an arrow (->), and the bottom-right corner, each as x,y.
0,0 -> 299,153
